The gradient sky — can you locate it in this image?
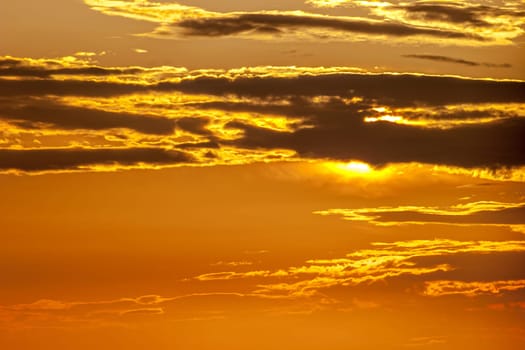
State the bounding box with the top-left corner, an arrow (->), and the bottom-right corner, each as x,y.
1,1 -> 525,349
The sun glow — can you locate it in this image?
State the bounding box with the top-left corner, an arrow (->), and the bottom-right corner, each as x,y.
364,115 -> 403,123
325,161 -> 373,176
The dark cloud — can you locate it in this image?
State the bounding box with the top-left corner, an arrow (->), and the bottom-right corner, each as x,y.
177,141 -> 220,150
3,72 -> 524,107
224,113 -> 525,168
0,78 -> 146,97
177,12 -> 481,40
0,58 -> 23,67
176,117 -> 213,136
2,64 -> 524,170
0,65 -> 143,78
399,107 -> 519,121
402,252 -> 525,284
0,57 -> 143,78
166,74 -> 525,107
403,54 -> 511,68
0,148 -> 194,172
398,2 -> 524,27
0,99 -> 176,135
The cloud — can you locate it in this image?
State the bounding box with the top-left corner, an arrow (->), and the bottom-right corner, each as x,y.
2,56 -> 524,172
314,201 -> 525,232
83,0 -> 493,44
176,12 -> 478,40
0,56 -> 144,78
176,117 -> 213,136
211,261 -> 254,267
424,279 -> 525,297
195,270 -> 278,281
166,73 -> 525,106
0,78 -> 146,97
0,292 -> 248,329
3,57 -> 524,106
392,1 -> 525,27
306,0 -> 525,44
0,147 -> 194,172
225,113 -> 525,168
403,54 -> 511,68
192,239 -> 525,300
2,240 -> 524,328
0,98 -> 176,135
403,336 -> 447,347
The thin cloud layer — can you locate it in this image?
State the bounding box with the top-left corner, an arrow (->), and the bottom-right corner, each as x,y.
192,239 -> 525,300
0,293 -> 255,330
2,239 -> 524,329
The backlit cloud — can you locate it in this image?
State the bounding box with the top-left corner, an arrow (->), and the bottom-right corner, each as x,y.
82,0 -> 505,44
3,239 -> 523,329
306,0 -> 525,44
2,55 -> 524,173
424,279 -> 525,297
314,201 -> 525,233
192,239 -> 525,300
0,147 -> 194,173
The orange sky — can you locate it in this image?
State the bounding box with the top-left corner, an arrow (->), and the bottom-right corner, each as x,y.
1,1 -> 525,349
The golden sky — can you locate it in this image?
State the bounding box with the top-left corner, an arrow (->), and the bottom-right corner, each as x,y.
1,1 -> 525,349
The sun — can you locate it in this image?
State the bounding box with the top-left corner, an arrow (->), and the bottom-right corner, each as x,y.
338,161 -> 372,174
324,160 -> 373,176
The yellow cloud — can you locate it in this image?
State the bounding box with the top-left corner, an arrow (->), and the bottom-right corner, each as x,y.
2,240 -> 523,328
193,239 -> 525,300
81,0 -> 500,45
363,103 -> 525,129
424,279 -> 525,297
315,201 -> 525,233
307,0 -> 525,44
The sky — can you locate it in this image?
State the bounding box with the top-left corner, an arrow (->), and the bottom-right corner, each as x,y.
1,0 -> 525,349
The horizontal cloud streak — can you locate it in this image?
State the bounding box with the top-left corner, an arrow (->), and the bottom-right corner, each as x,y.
163,74 -> 525,106
0,98 -> 176,135
0,148 -> 194,172
315,201 -> 525,233
177,12 -> 478,40
192,239 -> 525,300
403,54 -> 511,68
424,279 -> 525,297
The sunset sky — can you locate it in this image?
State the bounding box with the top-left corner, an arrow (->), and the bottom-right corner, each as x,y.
1,1 -> 525,349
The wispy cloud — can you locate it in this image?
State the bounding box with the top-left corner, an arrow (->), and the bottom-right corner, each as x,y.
314,201 -> 525,233
424,279 -> 525,297
192,239 -> 525,300
0,292 -> 252,329
403,54 -> 511,68
2,239 -> 524,328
